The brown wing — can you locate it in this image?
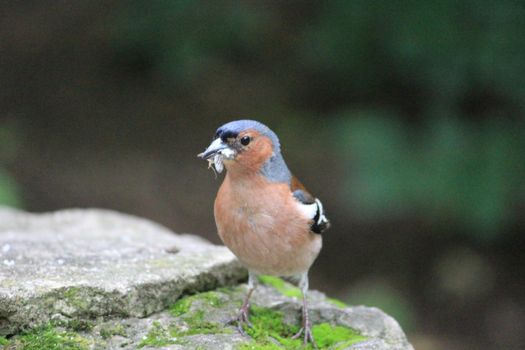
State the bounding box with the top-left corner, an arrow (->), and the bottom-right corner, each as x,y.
290,175 -> 315,204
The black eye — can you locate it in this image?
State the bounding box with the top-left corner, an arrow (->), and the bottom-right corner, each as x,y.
240,136 -> 251,146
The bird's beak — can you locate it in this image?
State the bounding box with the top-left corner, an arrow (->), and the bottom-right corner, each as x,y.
198,138 -> 229,160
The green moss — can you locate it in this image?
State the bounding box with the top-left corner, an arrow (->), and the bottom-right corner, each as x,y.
198,291 -> 225,307
170,291 -> 224,317
217,286 -> 236,293
0,336 -> 9,346
99,323 -> 127,339
239,341 -> 282,350
172,310 -> 229,337
143,292 -> 230,347
170,296 -> 193,316
238,306 -> 366,350
258,276 -> 302,298
63,287 -> 80,299
312,323 -> 366,349
62,287 -> 90,311
14,326 -> 90,350
43,315 -> 94,333
138,315 -> 227,348
237,305 -> 298,350
138,321 -> 177,348
326,297 -> 347,308
62,319 -> 95,332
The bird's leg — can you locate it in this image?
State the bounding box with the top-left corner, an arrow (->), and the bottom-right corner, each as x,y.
237,286 -> 254,333
234,272 -> 257,335
292,273 -> 317,348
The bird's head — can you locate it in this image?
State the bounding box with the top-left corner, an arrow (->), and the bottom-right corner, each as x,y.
198,120 -> 291,183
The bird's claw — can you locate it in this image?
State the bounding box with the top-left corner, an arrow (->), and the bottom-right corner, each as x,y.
292,322 -> 317,349
227,304 -> 252,336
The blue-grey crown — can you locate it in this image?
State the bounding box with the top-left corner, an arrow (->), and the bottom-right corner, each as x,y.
216,120 -> 280,151
215,119 -> 291,184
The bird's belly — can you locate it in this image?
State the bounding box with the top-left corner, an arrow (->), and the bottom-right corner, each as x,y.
215,190 -> 322,276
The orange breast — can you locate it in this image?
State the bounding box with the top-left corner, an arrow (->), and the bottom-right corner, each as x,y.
214,173 -> 322,276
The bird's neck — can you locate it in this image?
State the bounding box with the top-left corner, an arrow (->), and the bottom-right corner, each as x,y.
260,151 -> 292,184
224,154 -> 292,184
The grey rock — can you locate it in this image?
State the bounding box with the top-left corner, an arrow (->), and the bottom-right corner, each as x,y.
0,208 -> 413,349
73,284 -> 412,350
0,208 -> 246,335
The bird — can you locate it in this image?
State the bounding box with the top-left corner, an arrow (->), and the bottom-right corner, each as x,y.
198,119 -> 330,347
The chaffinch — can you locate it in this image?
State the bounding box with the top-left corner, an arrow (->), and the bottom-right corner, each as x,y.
198,120 -> 329,346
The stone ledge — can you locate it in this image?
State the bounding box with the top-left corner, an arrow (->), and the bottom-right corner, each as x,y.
0,208 -> 413,349
0,208 -> 246,335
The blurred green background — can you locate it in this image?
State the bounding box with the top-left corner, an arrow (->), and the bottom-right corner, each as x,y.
1,1 -> 524,348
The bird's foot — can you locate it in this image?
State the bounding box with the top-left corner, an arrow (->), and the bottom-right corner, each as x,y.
237,303 -> 253,335
227,303 -> 252,336
292,320 -> 317,349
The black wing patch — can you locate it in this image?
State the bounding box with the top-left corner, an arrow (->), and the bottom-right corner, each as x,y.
293,189 -> 330,234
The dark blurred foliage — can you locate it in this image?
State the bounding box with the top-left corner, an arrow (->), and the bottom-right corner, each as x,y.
1,1 -> 524,349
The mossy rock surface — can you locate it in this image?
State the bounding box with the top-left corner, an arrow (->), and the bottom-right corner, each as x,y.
0,208 -> 413,349
0,282 -> 412,350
